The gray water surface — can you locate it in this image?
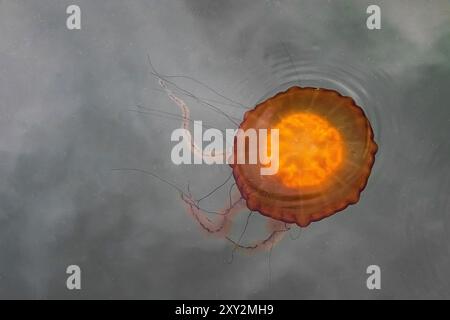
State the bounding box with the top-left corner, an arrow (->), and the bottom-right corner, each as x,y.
0,0 -> 449,299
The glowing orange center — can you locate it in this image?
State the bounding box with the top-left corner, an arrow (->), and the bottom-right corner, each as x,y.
273,112 -> 344,188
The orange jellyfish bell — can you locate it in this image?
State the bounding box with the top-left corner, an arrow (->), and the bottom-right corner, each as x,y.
231,86 -> 378,227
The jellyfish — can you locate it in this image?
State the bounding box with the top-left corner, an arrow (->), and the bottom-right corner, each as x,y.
132,60 -> 377,252
231,86 -> 378,227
